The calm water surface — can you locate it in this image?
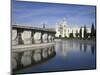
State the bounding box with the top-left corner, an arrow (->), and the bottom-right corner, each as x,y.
15,40 -> 96,74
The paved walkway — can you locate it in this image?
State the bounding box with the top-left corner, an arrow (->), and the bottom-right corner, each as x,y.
12,42 -> 55,53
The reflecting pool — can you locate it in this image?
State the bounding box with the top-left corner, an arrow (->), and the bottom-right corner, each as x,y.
12,40 -> 96,74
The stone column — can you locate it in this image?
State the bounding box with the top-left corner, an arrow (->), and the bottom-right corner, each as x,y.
31,31 -> 35,44
51,33 -> 54,42
52,33 -> 55,41
47,33 -> 49,43
50,34 -> 52,42
41,32 -> 43,43
12,29 -> 18,45
17,29 -> 23,44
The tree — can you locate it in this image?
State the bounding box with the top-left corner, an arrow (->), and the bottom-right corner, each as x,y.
91,23 -> 95,39
75,30 -> 78,38
94,28 -> 96,38
59,35 -> 61,38
79,27 -> 82,39
84,25 -> 87,39
69,30 -> 73,38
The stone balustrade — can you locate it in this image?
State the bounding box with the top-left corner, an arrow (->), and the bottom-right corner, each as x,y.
12,25 -> 56,45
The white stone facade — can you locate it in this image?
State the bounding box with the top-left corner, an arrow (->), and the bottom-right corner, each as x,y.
55,18 -> 91,38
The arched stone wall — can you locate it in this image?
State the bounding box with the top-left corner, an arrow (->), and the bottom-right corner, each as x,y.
22,31 -> 32,44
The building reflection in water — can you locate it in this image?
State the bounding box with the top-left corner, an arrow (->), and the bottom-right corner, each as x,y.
80,43 -> 95,55
12,46 -> 56,72
56,40 -> 72,58
56,40 -> 95,58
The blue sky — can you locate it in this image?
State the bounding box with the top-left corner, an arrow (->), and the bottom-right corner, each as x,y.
12,0 -> 96,28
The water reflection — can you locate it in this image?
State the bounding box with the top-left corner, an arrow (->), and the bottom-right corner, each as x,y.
56,40 -> 96,58
80,43 -> 95,55
12,46 -> 56,72
84,44 -> 86,53
12,40 -> 96,74
91,44 -> 95,55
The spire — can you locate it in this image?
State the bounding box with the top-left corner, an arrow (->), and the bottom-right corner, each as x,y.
43,23 -> 45,28
62,17 -> 68,26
